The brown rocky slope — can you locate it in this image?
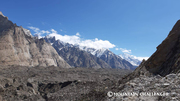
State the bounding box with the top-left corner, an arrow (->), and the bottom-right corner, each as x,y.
0,12 -> 70,68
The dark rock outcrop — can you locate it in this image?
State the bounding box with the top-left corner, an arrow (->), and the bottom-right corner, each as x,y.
0,12 -> 70,68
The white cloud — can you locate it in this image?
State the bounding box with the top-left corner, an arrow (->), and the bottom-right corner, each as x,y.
29,27 -> 115,49
28,26 -> 40,32
28,26 -> 50,38
120,48 -> 132,54
51,29 -> 57,34
78,38 -> 115,49
49,30 -> 81,45
119,53 -> 149,66
131,54 -> 149,61
119,48 -> 149,61
115,48 -> 119,50
76,32 -> 80,36
134,56 -> 149,61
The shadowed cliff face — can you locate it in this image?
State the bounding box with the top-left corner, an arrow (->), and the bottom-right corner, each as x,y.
0,12 -> 14,33
143,20 -> 180,76
0,12 -> 71,68
133,20 -> 180,76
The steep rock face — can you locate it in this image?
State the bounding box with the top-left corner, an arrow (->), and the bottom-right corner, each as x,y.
0,12 -> 70,68
131,20 -> 180,77
0,12 -> 14,33
44,37 -> 112,68
118,20 -> 180,85
140,20 -> 180,76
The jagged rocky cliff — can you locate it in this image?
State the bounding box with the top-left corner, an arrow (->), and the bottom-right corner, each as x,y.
0,12 -> 70,68
135,20 -> 180,76
119,20 -> 180,85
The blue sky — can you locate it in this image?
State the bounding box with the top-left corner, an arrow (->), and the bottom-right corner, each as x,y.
1,0 -> 180,58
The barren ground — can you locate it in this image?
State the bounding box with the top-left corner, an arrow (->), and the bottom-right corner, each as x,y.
0,65 -> 132,101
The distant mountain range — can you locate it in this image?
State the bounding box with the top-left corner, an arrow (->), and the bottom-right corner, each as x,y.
44,36 -> 112,68
80,46 -> 146,67
80,46 -> 143,67
44,36 -> 136,70
80,47 -> 136,69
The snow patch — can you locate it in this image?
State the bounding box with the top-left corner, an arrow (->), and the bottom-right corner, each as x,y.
79,46 -> 107,57
22,28 -> 33,37
119,53 -> 148,66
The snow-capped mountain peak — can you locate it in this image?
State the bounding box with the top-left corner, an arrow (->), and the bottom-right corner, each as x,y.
79,46 -> 108,57
119,53 -> 145,66
44,35 -> 136,69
